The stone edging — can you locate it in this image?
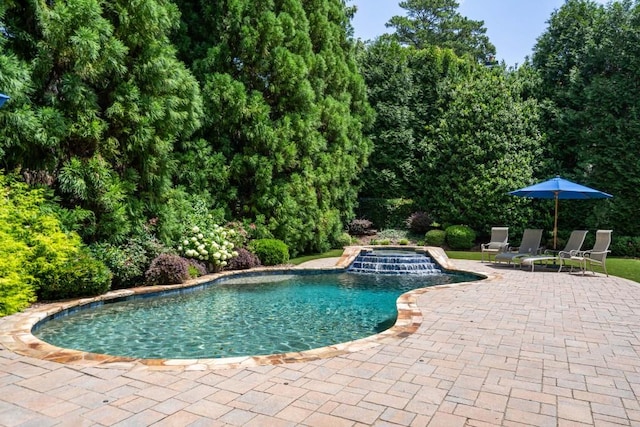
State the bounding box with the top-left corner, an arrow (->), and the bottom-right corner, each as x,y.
0,246 -> 490,371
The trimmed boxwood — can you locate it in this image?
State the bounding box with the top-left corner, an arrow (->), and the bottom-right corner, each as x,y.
445,225 -> 476,250
249,239 -> 290,266
425,229 -> 446,247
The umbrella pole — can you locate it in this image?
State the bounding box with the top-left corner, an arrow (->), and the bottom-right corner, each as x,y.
553,193 -> 559,250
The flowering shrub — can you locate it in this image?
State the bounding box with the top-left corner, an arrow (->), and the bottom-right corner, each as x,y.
177,224 -> 238,272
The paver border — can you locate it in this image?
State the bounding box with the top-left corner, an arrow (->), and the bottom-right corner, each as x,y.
0,246 -> 492,371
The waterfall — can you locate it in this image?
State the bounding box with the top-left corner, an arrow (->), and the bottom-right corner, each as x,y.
347,250 -> 442,275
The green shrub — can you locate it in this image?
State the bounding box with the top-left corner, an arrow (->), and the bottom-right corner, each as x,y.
0,238 -> 36,316
0,175 -> 45,314
334,232 -> 353,248
611,236 -> 640,257
398,238 -> 410,245
425,229 -> 446,246
308,209 -> 343,255
445,225 -> 476,250
0,173 -> 111,309
249,239 -> 290,266
90,227 -> 173,289
36,251 -> 112,301
376,239 -> 392,245
90,242 -> 146,289
144,254 -> 190,286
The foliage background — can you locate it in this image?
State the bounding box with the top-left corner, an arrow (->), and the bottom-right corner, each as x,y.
0,0 -> 638,312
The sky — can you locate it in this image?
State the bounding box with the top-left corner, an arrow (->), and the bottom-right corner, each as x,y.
350,0 -> 608,67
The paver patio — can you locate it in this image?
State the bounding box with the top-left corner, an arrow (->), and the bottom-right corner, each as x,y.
1,258 -> 639,426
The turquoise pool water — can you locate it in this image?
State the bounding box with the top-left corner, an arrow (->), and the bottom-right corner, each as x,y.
34,271 -> 478,359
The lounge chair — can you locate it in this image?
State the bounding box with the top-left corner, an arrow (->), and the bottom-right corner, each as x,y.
520,230 -> 588,272
480,227 -> 509,263
559,230 -> 612,276
494,229 -> 543,267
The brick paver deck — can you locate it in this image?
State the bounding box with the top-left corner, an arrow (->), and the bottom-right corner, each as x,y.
1,257 -> 639,426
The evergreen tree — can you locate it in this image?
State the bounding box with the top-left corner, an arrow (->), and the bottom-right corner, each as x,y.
173,0 -> 373,254
2,0 -> 203,243
358,37 -> 417,199
0,31 -> 45,170
358,38 -> 467,201
533,0 -> 639,236
387,0 -> 495,62
301,0 -> 374,251
418,63 -> 544,233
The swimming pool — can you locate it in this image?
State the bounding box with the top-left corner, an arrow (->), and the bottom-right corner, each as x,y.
33,269 -> 479,360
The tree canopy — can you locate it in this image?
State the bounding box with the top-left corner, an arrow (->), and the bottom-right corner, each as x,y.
0,0 -> 637,260
2,0 -> 203,243
1,0 -> 373,255
169,0 -> 374,254
533,0 -> 639,236
386,0 -> 495,62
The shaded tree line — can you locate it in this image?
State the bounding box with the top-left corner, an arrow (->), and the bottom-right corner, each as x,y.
0,0 -> 371,256
0,0 -> 638,259
358,0 -> 637,246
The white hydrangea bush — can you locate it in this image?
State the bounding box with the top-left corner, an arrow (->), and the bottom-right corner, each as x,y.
178,224 -> 238,271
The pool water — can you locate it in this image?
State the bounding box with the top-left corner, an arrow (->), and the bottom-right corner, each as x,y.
34,271 -> 477,359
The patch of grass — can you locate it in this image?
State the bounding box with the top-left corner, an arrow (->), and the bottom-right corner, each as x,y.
607,258 -> 640,283
447,251 -> 639,283
446,251 -> 482,261
289,249 -> 344,266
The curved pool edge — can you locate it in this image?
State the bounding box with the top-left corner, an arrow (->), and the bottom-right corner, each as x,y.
0,246 -> 493,371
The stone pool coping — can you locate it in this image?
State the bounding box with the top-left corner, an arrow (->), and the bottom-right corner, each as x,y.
0,246 -> 491,371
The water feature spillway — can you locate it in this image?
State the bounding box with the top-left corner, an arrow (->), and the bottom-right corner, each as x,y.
347,249 -> 442,275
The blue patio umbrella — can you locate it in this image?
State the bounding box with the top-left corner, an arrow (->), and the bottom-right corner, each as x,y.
0,93 -> 9,108
509,176 -> 613,249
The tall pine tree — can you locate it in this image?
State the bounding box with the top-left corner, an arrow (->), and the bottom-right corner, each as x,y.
387,0 -> 495,62
173,0 -> 373,254
2,0 -> 203,242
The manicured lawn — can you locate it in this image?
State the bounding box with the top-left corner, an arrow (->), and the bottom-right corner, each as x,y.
447,251 -> 640,283
289,249 -> 344,265
292,249 -> 640,283
606,258 -> 640,283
